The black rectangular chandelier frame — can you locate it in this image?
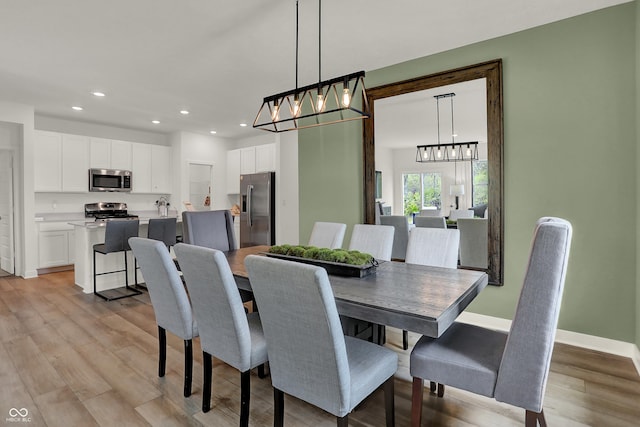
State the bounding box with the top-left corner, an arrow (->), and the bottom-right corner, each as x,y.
416,141 -> 479,163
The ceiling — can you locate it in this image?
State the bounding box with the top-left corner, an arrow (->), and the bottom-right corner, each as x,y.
0,0 -> 629,139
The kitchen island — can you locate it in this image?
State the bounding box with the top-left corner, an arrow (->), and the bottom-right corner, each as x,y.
69,213 -> 181,294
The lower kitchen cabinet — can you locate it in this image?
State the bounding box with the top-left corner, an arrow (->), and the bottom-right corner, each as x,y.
38,223 -> 75,268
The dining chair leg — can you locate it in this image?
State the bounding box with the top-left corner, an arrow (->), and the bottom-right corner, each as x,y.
429,381 -> 436,393
437,383 -> 445,398
274,388 -> 285,427
403,330 -> 409,350
337,415 -> 348,427
202,352 -> 213,412
183,339 -> 193,397
411,377 -> 423,427
158,326 -> 166,377
383,376 -> 395,427
240,370 -> 250,427
258,362 -> 268,379
526,409 -> 546,427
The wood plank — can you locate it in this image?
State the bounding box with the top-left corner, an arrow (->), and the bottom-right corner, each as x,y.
6,335 -> 66,397
34,386 -> 100,427
83,389 -> 151,427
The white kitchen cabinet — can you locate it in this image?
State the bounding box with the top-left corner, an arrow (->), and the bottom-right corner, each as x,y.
38,222 -> 74,268
90,137 -> 132,170
131,143 -> 171,194
35,131 -> 89,193
255,143 -> 276,172
34,131 -> 63,192
240,147 -> 256,175
61,134 -> 90,192
226,149 -> 241,194
151,145 -> 171,193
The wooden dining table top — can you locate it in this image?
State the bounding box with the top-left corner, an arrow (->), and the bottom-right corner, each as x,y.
225,245 -> 489,338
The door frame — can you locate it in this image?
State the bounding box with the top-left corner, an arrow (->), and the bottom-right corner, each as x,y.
0,149 -> 15,274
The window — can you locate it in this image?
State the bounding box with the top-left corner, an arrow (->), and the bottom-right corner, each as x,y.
403,172 -> 442,216
472,161 -> 488,206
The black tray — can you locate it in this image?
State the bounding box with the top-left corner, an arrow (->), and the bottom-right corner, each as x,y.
263,252 -> 377,278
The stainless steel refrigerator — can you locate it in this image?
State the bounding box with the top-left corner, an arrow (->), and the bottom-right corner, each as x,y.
240,172 -> 275,247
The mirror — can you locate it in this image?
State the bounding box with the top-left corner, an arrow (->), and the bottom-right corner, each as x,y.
363,60 -> 503,285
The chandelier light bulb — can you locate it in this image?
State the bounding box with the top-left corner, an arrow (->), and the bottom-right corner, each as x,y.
271,102 -> 280,121
451,147 -> 456,157
437,147 -> 442,158
466,146 -> 471,156
342,88 -> 351,107
316,92 -> 325,112
292,96 -> 301,117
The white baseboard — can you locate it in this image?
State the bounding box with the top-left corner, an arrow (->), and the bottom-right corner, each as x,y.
457,312 -> 640,377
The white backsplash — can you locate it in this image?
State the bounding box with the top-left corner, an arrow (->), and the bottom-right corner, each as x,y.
35,192 -> 168,214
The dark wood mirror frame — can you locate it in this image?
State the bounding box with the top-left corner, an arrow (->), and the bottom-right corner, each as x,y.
363,59 -> 504,285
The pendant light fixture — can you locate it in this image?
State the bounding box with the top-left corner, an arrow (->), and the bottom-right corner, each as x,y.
253,0 -> 370,132
416,93 -> 479,163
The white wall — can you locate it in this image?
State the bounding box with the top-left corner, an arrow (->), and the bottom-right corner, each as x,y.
375,146 -> 394,209
276,131 -> 299,245
0,101 -> 36,278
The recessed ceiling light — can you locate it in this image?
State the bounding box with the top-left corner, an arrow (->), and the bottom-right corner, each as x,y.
210,130 -> 217,134
72,106 -> 83,111
151,120 -> 160,124
92,91 -> 105,97
180,110 -> 189,115
240,123 -> 248,127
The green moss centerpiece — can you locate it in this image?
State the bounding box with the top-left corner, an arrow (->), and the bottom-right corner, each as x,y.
265,245 -> 377,277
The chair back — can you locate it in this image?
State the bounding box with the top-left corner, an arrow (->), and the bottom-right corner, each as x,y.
348,224 -> 394,261
457,218 -> 488,269
449,209 -> 474,220
379,215 -> 409,260
129,238 -> 196,339
148,217 -> 177,247
419,209 -> 441,217
494,217 -> 572,412
405,227 -> 460,268
181,210 -> 235,251
174,243 -> 256,371
308,222 -> 347,249
245,255 -> 351,416
104,220 -> 139,253
414,216 -> 446,229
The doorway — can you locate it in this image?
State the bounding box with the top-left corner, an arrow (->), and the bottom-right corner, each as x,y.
188,163 -> 213,211
0,150 -> 15,276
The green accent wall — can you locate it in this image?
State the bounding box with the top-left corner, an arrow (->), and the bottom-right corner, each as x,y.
299,3 -> 638,343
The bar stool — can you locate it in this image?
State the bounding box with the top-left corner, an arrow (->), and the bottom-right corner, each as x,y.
135,217 -> 179,287
93,220 -> 142,301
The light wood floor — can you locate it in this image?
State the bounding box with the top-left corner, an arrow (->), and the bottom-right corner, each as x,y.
1,271 -> 639,427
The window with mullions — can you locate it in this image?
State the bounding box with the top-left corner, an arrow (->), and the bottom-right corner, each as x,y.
472,161 -> 488,207
403,172 -> 442,216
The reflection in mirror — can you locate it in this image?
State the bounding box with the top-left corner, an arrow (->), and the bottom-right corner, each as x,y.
363,60 -> 503,285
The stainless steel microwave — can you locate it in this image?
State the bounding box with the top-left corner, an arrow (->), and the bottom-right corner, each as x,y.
89,168 -> 132,192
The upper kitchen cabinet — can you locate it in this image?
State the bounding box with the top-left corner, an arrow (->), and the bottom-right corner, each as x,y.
34,131 -> 89,192
90,138 -> 132,170
227,143 -> 276,194
131,142 -> 171,194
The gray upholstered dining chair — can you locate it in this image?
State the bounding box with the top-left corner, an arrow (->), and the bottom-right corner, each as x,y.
308,221 -> 347,249
245,255 -> 398,427
457,218 -> 488,269
128,237 -> 198,398
181,209 -> 236,250
174,243 -> 268,424
396,227 -> 460,350
346,223 -> 395,341
380,215 -> 410,260
348,224 -> 395,261
413,216 -> 446,229
419,209 -> 442,217
448,209 -> 474,220
410,217 -> 572,427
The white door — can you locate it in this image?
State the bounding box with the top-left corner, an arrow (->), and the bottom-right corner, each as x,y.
0,150 -> 14,274
189,163 -> 213,210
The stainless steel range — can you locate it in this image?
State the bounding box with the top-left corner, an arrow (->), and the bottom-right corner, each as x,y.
85,202 -> 139,222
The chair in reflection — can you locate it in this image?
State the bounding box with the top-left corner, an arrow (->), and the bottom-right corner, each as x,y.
174,243 -> 268,422
245,255 -> 397,427
458,218 -> 488,269
410,217 -> 572,427
129,237 -> 197,398
93,219 -> 141,301
448,209 -> 474,220
380,215 -> 410,261
414,216 -> 446,229
419,209 -> 442,217
308,221 -> 347,249
399,227 -> 460,350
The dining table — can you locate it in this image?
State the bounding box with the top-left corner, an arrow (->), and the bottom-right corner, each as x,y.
225,245 -> 488,339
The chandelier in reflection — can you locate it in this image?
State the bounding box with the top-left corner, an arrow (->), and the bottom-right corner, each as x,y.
416,93 -> 478,162
253,0 -> 370,133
